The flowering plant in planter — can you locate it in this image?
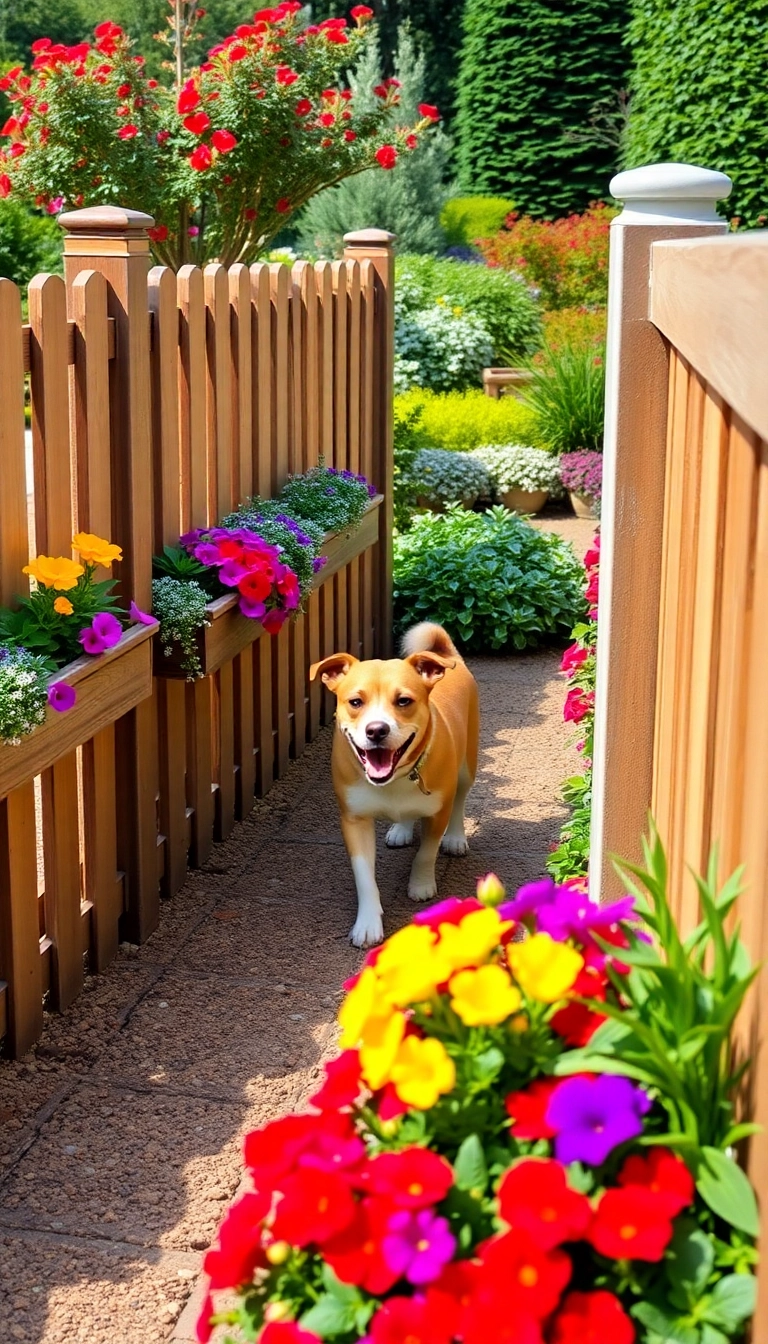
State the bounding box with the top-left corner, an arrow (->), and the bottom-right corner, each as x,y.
0,8 -> 438,267
404,448 -> 491,509
559,452 -> 603,513
274,464 -> 378,535
197,827 -> 758,1344
471,443 -> 563,498
549,534 -> 598,884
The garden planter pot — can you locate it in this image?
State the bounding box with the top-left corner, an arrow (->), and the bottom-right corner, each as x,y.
501,488 -> 549,515
0,621 -> 157,802
154,495 -> 383,679
570,491 -> 597,519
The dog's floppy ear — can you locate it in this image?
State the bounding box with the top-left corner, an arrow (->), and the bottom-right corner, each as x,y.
309,652 -> 358,692
404,651 -> 456,688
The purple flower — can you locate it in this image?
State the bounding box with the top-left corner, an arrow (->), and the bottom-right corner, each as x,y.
92,612 -> 122,649
239,597 -> 266,621
48,681 -> 76,713
367,483 -> 378,498
560,451 -> 603,502
179,528 -> 203,547
382,1208 -> 455,1285
498,876 -> 559,923
324,486 -> 336,496
194,542 -> 222,567
130,601 -> 155,627
312,555 -> 327,574
546,1075 -> 651,1166
218,558 -> 249,587
79,626 -> 106,655
414,897 -> 472,926
537,889 -> 636,944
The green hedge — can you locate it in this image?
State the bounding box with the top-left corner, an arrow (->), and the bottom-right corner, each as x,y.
441,196 -> 516,247
624,0 -> 768,226
454,0 -> 630,217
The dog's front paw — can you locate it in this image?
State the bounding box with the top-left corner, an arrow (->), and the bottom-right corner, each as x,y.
441,832 -> 469,857
387,822 -> 414,848
349,913 -> 384,948
408,877 -> 437,903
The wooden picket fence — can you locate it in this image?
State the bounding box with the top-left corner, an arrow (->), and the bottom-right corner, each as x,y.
0,206 -> 394,1059
592,168 -> 768,1330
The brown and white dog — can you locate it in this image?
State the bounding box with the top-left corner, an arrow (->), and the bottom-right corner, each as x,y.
309,623 -> 479,947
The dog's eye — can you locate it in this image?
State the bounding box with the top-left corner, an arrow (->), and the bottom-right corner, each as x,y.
395,696 -> 414,708
348,697 -> 364,709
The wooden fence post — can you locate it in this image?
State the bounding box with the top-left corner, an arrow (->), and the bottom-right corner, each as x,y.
343,230 -> 395,658
590,164 -> 731,901
59,206 -> 160,942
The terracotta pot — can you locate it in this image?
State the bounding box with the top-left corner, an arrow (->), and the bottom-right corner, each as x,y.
569,490 -> 597,519
501,488 -> 549,515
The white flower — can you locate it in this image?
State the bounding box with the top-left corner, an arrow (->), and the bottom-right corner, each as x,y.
471,444 -> 563,495
403,449 -> 491,505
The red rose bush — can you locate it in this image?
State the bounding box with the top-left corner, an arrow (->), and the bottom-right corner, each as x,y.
198,831 -> 758,1343
0,6 -> 437,267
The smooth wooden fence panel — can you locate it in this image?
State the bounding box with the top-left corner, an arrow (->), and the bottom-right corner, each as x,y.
643,233 -> 768,1331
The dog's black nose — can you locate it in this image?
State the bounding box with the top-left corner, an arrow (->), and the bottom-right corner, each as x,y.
365,720 -> 390,744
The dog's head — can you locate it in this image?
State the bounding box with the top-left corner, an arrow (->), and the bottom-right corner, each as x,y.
309,652 -> 455,785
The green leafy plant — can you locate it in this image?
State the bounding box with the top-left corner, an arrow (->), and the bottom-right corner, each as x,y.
523,343 -> 605,454
394,298 -> 493,394
275,463 -> 375,534
547,772 -> 592,882
0,8 -> 436,267
0,534 -> 125,666
472,443 -> 562,496
403,447 -> 491,508
395,387 -> 541,453
0,197 -> 62,286
441,194 -> 516,247
396,252 -> 542,362
394,504 -> 585,651
393,399 -> 429,531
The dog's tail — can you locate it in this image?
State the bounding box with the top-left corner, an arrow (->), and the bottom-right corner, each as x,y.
400,622 -> 461,662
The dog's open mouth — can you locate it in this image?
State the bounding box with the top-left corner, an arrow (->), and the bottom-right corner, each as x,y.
352,733 -> 416,784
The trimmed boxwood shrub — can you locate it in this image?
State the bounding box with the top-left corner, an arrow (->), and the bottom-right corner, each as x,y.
454,0 -> 630,217
393,505 -> 585,651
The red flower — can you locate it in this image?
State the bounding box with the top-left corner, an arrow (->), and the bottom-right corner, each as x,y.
323,1197 -> 400,1293
244,1113 -> 324,1187
588,1187 -> 674,1262
560,643 -> 588,674
344,130 -> 356,142
0,174 -> 11,198
418,103 -> 440,121
505,1078 -> 560,1139
351,3 -> 374,17
276,65 -> 299,85
318,112 -> 335,127
177,84 -> 200,113
617,1148 -> 694,1217
156,129 -> 171,143
550,1291 -> 635,1344
368,1294 -> 454,1344
363,1147 -> 454,1208
295,97 -> 312,115
184,111 -> 211,135
117,123 -> 139,139
190,143 -> 212,170
228,43 -> 248,60
563,687 -> 593,724
463,1305 -> 543,1344
202,1190 -> 270,1288
376,1081 -> 410,1120
263,607 -> 287,633
497,1160 -> 591,1250
375,144 -> 397,169
406,133 -> 418,149
212,128 -> 237,152
196,1288 -> 214,1342
478,1231 -> 572,1318
325,28 -> 348,42
309,1051 -> 362,1111
148,224 -> 169,243
261,1325 -> 322,1344
275,197 -> 291,213
239,567 -> 272,603
271,1167 -> 356,1246
550,998 -> 605,1046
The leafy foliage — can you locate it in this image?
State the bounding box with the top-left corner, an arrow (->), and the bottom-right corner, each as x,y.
394,505 -> 585,651
276,463 -> 375,533
393,398 -> 429,530
547,771 -> 592,882
454,0 -> 630,216
480,203 -> 616,309
0,567 -> 122,665
523,343 -> 606,454
624,0 -> 768,227
395,387 -> 542,453
394,299 -> 493,394
0,197 -> 62,285
403,447 -> 491,508
542,304 -> 607,353
297,26 -> 453,258
441,194 -> 516,247
396,252 -> 542,362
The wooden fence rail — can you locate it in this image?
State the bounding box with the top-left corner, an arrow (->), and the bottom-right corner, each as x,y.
592,166 -> 768,1331
0,207 -> 394,1058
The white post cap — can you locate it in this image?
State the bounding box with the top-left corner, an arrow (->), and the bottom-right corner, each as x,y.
609,162 -> 733,226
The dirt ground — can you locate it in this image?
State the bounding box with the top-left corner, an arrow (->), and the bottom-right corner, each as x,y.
0,515 -> 593,1344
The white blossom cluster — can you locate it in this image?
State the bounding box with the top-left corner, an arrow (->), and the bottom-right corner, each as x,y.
152,577 -> 211,681
394,298 -> 494,395
405,448 -> 492,507
471,443 -> 563,496
0,647 -> 49,745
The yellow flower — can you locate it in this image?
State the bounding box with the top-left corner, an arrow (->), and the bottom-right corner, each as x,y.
72,532 -> 123,566
53,596 -> 74,616
390,1035 -> 456,1109
359,1010 -> 406,1090
437,907 -> 511,972
374,925 -> 452,1007
507,933 -> 584,1004
449,964 -> 522,1026
476,872 -> 506,906
23,555 -> 84,591
338,967 -> 390,1048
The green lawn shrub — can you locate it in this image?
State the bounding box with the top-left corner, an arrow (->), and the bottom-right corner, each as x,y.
441,195 -> 516,247
394,388 -> 542,453
396,253 -> 541,362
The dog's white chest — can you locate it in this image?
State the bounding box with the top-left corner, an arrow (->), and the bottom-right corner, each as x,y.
344,773 -> 443,821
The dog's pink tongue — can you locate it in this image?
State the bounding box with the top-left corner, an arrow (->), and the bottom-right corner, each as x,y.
365,747 -> 394,780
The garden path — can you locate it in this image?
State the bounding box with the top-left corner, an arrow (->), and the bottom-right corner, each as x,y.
0,514 -> 592,1344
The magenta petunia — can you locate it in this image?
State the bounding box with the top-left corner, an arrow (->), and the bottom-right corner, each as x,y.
47,681 -> 76,712
91,612 -> 122,648
498,876 -> 559,923
382,1207 -> 455,1284
194,542 -> 223,567
239,597 -> 267,621
262,608 -> 287,634
218,558 -> 249,587
129,601 -> 155,626
79,626 -> 107,655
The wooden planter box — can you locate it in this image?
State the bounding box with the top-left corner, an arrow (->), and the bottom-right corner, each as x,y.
0,621 -> 158,802
154,495 -> 383,680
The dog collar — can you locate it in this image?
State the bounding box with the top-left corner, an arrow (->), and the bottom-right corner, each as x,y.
408,710 -> 435,795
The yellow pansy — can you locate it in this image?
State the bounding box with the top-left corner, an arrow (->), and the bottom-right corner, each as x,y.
437,907 -> 511,972
507,933 -> 584,1004
389,1035 -> 456,1109
23,555 -> 84,591
72,532 -> 123,566
449,964 -> 522,1026
375,924 -> 452,1007
359,1010 -> 406,1090
53,596 -> 74,616
338,967 -> 391,1048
